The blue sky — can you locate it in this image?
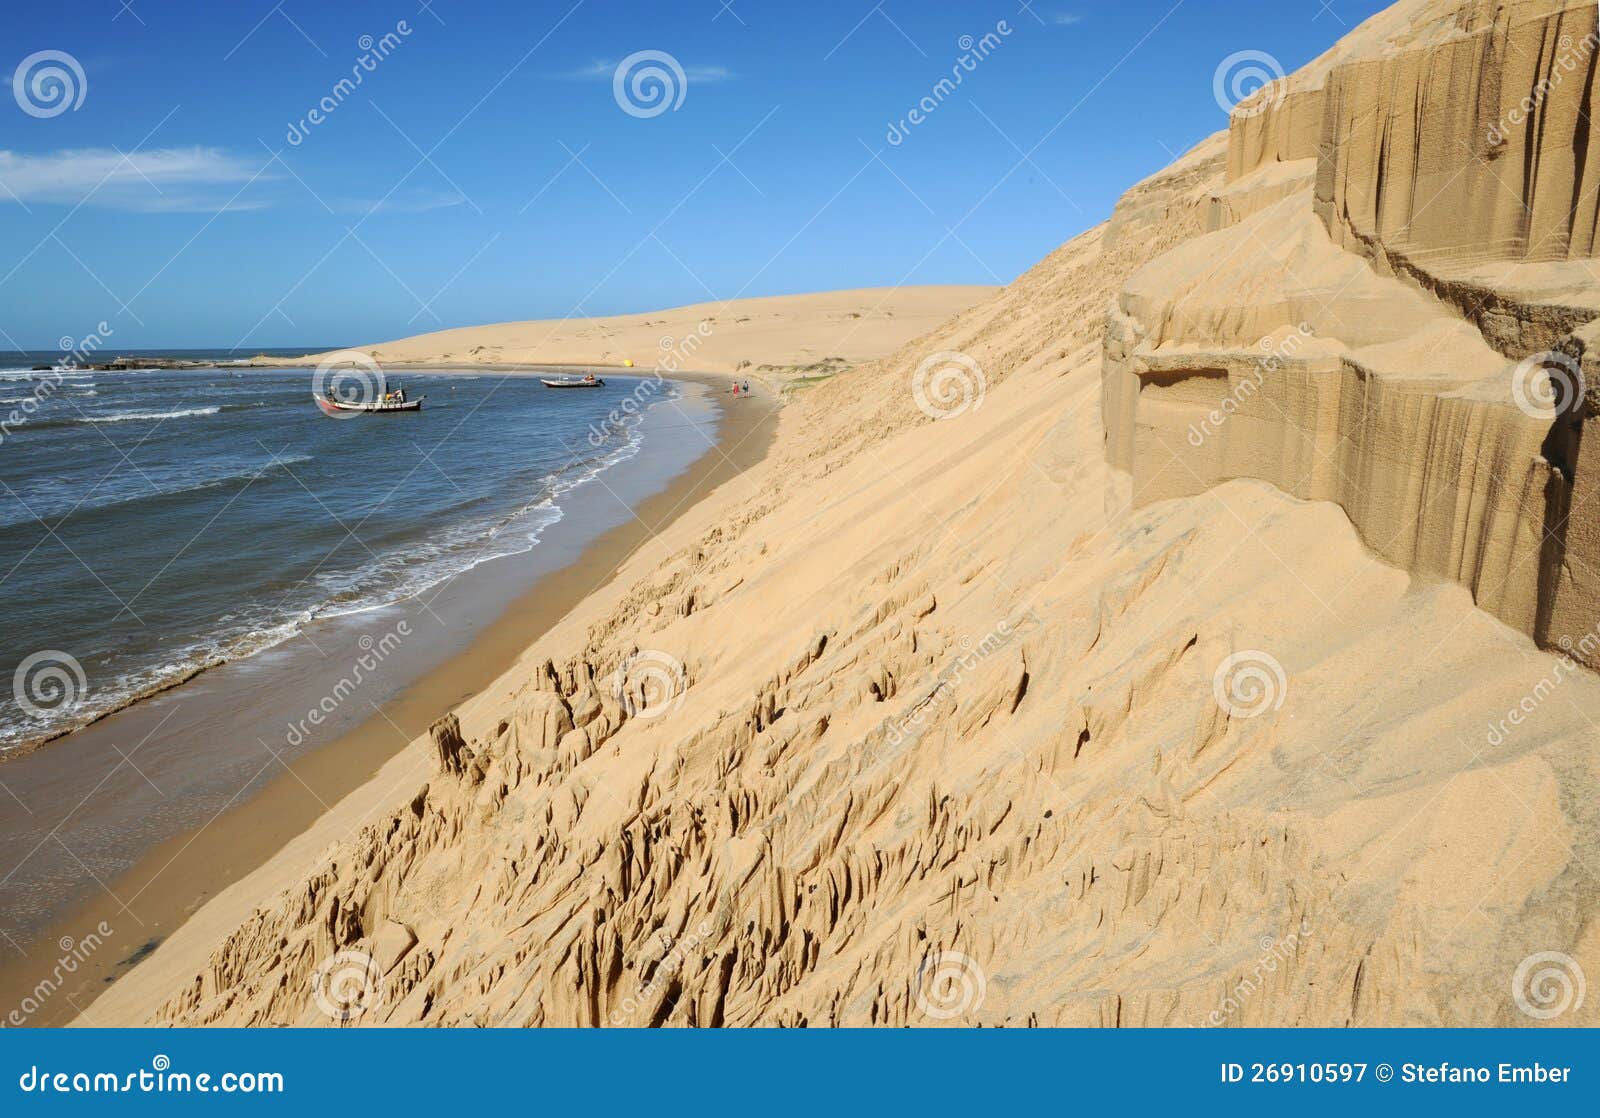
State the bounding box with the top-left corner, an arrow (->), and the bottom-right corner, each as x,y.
0,0 -> 1388,349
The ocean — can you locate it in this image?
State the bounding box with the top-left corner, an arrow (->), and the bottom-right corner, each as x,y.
0,354 -> 673,754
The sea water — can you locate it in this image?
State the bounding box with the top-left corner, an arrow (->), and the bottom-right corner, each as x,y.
0,359 -> 670,753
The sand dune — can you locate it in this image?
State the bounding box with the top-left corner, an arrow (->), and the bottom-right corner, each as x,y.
84,0 -> 1600,1026
285,287 -> 997,375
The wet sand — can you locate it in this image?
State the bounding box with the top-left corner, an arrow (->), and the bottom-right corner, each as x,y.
0,370 -> 778,1025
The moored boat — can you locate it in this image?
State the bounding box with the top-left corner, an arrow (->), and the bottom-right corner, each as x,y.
541,373 -> 605,388
314,373 -> 424,415
315,395 -> 423,414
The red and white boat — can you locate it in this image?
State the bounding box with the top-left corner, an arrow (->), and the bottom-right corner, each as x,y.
315,394 -> 423,414
540,373 -> 605,389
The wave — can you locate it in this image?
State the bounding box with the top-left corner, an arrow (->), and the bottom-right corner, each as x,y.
8,404 -> 238,433
0,454 -> 315,530
82,405 -> 221,423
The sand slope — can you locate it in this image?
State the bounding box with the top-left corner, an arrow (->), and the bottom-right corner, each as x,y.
85,0 -> 1600,1027
288,287 -> 997,375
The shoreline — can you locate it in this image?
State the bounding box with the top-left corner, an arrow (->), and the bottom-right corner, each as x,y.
0,364 -> 675,763
1,371 -> 779,1026
0,363 -> 675,764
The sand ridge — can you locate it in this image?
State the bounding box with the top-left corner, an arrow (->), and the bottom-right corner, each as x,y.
272,287 -> 998,376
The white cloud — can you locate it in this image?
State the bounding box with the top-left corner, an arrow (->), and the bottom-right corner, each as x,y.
0,147 -> 268,211
564,60 -> 732,82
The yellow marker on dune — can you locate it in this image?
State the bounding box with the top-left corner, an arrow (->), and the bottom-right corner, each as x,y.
623,359 -> 634,367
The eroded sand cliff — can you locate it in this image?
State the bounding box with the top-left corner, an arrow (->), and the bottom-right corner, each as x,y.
85,0 -> 1600,1027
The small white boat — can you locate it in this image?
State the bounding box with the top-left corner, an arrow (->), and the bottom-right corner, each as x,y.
541,374 -> 605,389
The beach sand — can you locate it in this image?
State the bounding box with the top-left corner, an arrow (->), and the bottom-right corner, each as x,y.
268,287 -> 998,375
3,372 -> 777,1026
54,0 -> 1600,1028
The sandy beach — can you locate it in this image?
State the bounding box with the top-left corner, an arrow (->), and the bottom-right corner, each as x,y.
4,285 -> 995,1025
1,369 -> 777,1025
67,0 -> 1600,1029
3,0 -> 1597,1038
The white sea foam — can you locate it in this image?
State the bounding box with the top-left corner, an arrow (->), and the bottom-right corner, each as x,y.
81,405 -> 221,423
